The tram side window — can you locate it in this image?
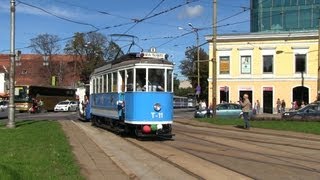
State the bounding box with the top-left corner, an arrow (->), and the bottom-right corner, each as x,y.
148,69 -> 164,92
103,74 -> 107,93
167,69 -> 173,92
93,78 -> 96,93
112,72 -> 117,92
119,70 -> 125,92
127,69 -> 133,91
100,76 -> 103,93
107,73 -> 111,92
136,68 -> 146,91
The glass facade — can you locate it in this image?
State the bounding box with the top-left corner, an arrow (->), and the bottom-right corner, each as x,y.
251,0 -> 320,32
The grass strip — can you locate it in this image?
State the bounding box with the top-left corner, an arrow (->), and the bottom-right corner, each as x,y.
197,117 -> 320,135
0,120 -> 84,180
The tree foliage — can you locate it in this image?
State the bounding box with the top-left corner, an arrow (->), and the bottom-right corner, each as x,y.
179,46 -> 209,100
64,32 -> 123,83
30,33 -> 60,55
30,33 -> 65,85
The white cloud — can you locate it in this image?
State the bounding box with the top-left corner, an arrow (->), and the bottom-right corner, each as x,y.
178,5 -> 204,19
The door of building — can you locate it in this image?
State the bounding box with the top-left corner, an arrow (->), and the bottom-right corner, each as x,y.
263,89 -> 273,114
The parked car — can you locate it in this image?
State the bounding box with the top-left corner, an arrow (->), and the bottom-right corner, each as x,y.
0,100 -> 8,118
54,100 -> 78,112
282,103 -> 320,120
194,103 -> 252,118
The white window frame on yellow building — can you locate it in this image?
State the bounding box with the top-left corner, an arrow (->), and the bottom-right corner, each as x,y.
206,31 -> 319,114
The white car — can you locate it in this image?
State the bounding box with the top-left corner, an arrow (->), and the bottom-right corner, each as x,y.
0,100 -> 8,118
54,101 -> 78,112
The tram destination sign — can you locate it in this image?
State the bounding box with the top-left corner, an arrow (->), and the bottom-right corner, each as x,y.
142,52 -> 167,59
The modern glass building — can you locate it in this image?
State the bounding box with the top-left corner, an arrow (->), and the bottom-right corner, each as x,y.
251,0 -> 320,32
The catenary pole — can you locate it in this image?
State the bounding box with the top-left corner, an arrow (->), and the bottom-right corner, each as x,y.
211,0 -> 217,115
7,0 -> 16,128
317,18 -> 320,98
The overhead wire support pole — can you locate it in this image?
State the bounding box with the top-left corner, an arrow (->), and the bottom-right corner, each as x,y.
7,0 -> 16,128
317,17 -> 320,98
211,0 -> 217,116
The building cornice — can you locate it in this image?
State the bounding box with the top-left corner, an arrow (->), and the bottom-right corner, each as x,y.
206,31 -> 319,43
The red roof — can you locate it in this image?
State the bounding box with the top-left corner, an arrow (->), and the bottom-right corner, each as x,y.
0,54 -> 81,88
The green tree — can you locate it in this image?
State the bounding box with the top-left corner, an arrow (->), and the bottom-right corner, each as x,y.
64,32 -> 123,84
179,46 -> 209,101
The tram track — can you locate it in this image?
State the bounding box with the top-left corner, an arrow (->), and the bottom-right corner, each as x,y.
172,131 -> 320,174
173,124 -> 320,152
70,114 -> 320,179
174,119 -> 320,142
122,137 -> 205,180
163,123 -> 320,179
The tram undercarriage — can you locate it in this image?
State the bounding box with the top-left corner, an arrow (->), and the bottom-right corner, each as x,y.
91,115 -> 174,139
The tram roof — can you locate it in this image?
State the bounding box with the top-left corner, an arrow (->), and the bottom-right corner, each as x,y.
92,52 -> 174,74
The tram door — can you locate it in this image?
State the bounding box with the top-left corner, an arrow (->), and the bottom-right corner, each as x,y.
263,89 -> 273,114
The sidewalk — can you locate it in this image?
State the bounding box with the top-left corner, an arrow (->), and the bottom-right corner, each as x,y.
59,120 -> 130,180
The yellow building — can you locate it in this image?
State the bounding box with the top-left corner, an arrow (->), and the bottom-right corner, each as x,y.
206,31 -> 319,113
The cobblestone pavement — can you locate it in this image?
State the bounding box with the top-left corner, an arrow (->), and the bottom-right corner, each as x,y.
60,120 -> 130,180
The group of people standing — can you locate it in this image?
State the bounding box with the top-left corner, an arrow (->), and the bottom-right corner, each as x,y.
276,98 -> 286,113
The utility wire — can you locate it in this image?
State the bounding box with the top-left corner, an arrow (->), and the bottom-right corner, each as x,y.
16,0 -> 99,30
52,0 -> 132,21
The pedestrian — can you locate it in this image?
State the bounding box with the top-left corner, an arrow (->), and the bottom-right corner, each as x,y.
276,98 -> 281,113
281,100 -> 286,113
294,101 -> 298,110
239,94 -> 251,129
301,101 -> 306,108
255,100 -> 261,114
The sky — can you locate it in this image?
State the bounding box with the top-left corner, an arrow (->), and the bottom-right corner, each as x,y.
0,0 -> 250,78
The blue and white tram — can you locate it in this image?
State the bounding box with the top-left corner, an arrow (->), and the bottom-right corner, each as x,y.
87,52 -> 174,138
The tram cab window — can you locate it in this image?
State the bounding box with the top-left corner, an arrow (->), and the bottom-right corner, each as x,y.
167,69 -> 173,92
126,69 -> 133,92
148,69 -> 164,92
136,68 -> 146,91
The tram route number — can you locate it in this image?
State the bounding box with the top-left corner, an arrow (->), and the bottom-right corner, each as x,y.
151,112 -> 164,118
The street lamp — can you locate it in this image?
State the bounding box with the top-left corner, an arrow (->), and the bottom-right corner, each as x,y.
179,23 -> 201,99
188,23 -> 200,98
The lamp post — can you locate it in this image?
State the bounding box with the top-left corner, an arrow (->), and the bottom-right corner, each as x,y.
7,0 -> 16,128
188,23 -> 200,95
178,24 -> 201,99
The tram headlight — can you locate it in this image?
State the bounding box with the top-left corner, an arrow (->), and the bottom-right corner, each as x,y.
153,103 -> 161,112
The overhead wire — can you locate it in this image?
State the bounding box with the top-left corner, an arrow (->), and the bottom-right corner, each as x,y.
52,0 -> 132,21
16,0 -> 99,31
154,0 -> 277,50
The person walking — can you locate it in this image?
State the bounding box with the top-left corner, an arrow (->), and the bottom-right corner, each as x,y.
276,98 -> 281,113
281,100 -> 286,113
239,94 -> 251,129
255,100 -> 261,114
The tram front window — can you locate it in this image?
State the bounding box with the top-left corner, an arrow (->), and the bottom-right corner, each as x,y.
136,68 -> 146,91
148,69 -> 164,92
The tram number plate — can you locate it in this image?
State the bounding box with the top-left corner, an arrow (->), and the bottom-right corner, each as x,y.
151,112 -> 164,119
